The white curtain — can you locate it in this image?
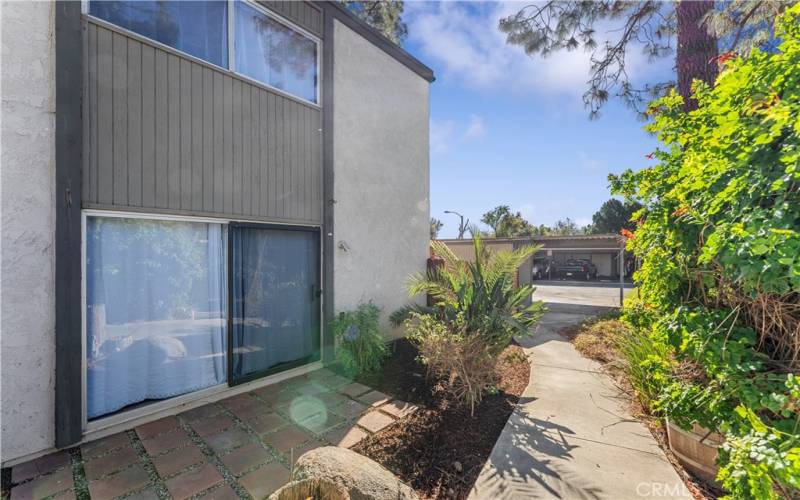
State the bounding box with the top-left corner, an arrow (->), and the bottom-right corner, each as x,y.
86,217 -> 227,419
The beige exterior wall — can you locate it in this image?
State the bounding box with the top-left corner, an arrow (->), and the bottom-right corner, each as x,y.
332,20 -> 430,338
1,0 -> 57,464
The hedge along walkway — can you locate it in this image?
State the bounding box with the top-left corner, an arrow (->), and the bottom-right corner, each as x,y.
6,369 -> 418,500
470,305 -> 690,500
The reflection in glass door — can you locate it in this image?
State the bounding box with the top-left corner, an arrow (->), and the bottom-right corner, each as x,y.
228,224 -> 320,384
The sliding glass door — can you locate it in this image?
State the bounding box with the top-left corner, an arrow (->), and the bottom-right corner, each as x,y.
229,224 -> 320,384
85,214 -> 321,420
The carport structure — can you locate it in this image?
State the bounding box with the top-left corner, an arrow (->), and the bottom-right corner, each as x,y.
439,234 -> 629,305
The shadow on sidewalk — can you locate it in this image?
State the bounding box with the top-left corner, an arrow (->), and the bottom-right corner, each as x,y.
473,412 -> 605,499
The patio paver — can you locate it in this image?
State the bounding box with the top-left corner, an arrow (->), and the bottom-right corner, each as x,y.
10,450 -> 71,484
357,390 -> 390,408
7,368 -> 420,499
135,416 -> 179,440
10,467 -> 74,500
204,427 -> 253,454
83,445 -> 138,480
124,487 -> 160,500
238,462 -> 290,499
323,424 -> 369,449
356,410 -> 396,433
380,400 -> 419,419
261,426 -> 312,454
339,382 -> 372,398
331,399 -> 369,420
180,404 -> 224,422
87,464 -> 149,500
80,433 -> 129,460
197,484 -> 240,500
164,463 -> 223,500
150,444 -> 205,478
219,443 -> 272,476
189,413 -> 235,437
246,412 -> 289,435
296,408 -> 346,434
140,428 -> 191,455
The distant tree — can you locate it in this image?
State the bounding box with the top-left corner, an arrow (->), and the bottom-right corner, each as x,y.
590,199 -> 643,234
499,2 -> 794,119
481,205 -> 511,234
341,1 -> 408,44
496,211 -> 535,238
550,218 -> 582,236
430,217 -> 443,239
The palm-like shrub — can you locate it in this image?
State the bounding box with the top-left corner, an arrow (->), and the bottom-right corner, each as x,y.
392,232 -> 546,354
394,232 -> 545,414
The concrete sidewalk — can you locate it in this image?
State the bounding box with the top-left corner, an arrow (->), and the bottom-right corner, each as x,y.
470,305 -> 690,500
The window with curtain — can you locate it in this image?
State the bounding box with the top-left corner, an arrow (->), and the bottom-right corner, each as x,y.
234,1 -> 318,103
85,217 -> 227,419
89,1 -> 228,68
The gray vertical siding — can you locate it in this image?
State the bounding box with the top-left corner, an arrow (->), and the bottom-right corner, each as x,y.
258,1 -> 322,36
83,21 -> 323,224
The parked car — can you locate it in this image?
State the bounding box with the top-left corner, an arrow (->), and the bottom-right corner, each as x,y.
555,259 -> 598,280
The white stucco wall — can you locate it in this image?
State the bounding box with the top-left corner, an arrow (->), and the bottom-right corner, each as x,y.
332,20 -> 430,338
1,0 -> 57,463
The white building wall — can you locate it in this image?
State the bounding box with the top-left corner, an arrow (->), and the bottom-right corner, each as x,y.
332,20 -> 430,337
1,1 -> 57,463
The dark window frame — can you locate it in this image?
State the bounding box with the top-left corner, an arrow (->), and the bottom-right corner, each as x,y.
84,0 -> 321,105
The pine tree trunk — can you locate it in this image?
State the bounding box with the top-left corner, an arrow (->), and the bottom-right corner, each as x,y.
676,0 -> 718,110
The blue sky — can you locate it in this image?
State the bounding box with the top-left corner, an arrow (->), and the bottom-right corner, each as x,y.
399,2 -> 674,238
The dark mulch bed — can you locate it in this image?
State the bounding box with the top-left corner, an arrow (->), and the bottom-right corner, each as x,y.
352,339 -> 529,499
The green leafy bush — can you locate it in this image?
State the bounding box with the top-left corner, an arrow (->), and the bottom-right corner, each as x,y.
331,303 -> 388,377
610,5 -> 800,497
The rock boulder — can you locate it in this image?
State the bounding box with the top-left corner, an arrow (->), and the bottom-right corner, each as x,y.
281,446 -> 418,500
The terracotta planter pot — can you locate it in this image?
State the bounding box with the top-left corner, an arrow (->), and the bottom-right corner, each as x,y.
666,420 -> 724,486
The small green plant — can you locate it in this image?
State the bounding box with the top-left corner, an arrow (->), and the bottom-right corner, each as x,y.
331,303 -> 388,377
612,325 -> 672,411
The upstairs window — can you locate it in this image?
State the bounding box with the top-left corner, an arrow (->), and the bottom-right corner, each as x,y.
88,0 -> 320,105
89,1 -> 228,68
235,1 -> 318,104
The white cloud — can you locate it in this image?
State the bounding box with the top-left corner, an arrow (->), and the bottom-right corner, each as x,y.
431,114 -> 487,154
430,119 -> 456,154
405,1 -> 671,103
463,114 -> 487,140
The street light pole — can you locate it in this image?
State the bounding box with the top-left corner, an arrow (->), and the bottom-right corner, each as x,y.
444,210 -> 468,239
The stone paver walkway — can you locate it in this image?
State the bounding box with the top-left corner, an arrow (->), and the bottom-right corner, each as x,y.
6,369 -> 417,500
470,305 -> 691,500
